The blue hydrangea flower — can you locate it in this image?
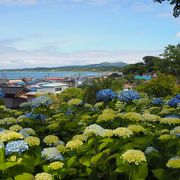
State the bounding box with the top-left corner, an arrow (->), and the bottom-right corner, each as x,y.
152,98 -> 164,105
96,89 -> 117,102
165,115 -> 180,119
167,97 -> 180,107
41,147 -> 64,161
19,128 -> 35,137
118,90 -> 140,103
38,114 -> 47,121
65,109 -> 73,115
0,128 -> 5,132
176,134 -> 180,138
25,112 -> 37,119
145,146 -> 158,154
25,112 -> 47,120
31,96 -> 52,109
5,140 -> 29,155
175,94 -> 180,99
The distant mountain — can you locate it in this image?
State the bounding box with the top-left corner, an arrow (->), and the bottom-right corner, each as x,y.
95,62 -> 127,67
0,61 -> 128,72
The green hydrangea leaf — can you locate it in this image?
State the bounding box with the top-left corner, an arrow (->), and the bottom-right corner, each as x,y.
15,173 -> 34,180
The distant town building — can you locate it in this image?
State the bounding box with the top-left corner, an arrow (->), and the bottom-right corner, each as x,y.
75,80 -> 83,87
123,83 -> 134,90
152,73 -> 158,78
37,83 -> 69,94
46,77 -> 65,82
134,75 -> 152,81
26,82 -> 69,102
103,72 -> 123,78
0,87 -> 29,109
8,79 -> 24,86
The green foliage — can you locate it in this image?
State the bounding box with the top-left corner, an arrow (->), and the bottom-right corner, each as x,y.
0,99 -> 4,105
123,44 -> 180,77
154,0 -> 180,17
123,62 -> 146,75
161,44 -> 180,76
0,105 -> 23,119
83,77 -> 124,104
0,86 -> 180,179
59,87 -> 84,102
140,74 -> 176,97
15,173 -> 34,180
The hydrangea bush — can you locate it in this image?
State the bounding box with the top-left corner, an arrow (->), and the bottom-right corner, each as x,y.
152,98 -> 164,106
0,90 -> 180,180
118,90 -> 140,103
96,89 -> 117,102
31,96 -> 53,109
167,94 -> 180,107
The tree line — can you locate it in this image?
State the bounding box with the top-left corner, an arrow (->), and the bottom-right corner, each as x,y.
123,44 -> 180,77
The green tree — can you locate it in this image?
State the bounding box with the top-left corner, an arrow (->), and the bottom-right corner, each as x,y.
143,56 -> 156,66
123,63 -> 146,75
160,44 -> 180,76
154,0 -> 180,17
122,44 -> 180,76
59,87 -> 84,102
83,78 -> 113,104
142,74 -> 176,97
83,77 -> 124,103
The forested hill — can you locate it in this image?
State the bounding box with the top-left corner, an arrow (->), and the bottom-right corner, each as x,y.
0,62 -> 127,72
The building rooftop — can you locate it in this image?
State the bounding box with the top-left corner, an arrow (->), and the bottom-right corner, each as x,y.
0,87 -> 29,95
46,77 -> 65,81
40,83 -> 69,87
134,75 -> 152,81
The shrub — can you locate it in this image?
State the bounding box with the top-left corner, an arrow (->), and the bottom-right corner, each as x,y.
83,78 -> 123,104
141,74 -> 176,97
59,87 -> 84,102
0,99 -> 4,105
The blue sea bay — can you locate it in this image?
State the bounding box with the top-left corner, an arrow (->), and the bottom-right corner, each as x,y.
0,71 -> 102,79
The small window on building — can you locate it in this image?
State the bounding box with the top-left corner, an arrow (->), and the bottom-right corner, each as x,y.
55,87 -> 62,92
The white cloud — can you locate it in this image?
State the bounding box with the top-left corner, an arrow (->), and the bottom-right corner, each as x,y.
0,0 -> 37,5
77,0 -> 108,6
157,12 -> 172,18
0,0 -> 133,7
0,0 -> 108,6
0,39 -> 161,69
176,32 -> 180,38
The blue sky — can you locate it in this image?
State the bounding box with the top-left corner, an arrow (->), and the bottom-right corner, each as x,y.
0,0 -> 179,69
